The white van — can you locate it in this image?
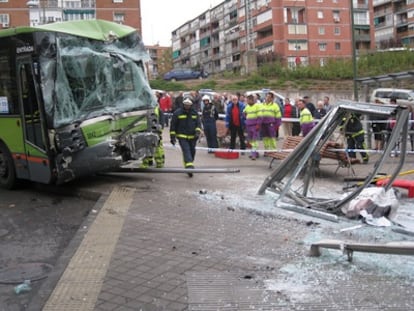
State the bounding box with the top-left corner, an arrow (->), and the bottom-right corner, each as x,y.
370,88 -> 414,107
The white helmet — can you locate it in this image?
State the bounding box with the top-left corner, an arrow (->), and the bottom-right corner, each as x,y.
202,95 -> 211,102
183,98 -> 193,105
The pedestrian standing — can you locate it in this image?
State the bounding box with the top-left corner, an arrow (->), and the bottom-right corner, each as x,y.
259,92 -> 282,152
282,97 -> 294,136
314,100 -> 327,119
170,98 -> 202,177
212,93 -> 225,114
173,91 -> 184,112
225,95 -> 246,151
201,95 -> 219,152
303,95 -> 316,117
243,94 -> 261,160
323,96 -> 333,113
371,99 -> 387,151
159,92 -> 172,127
296,98 -> 315,137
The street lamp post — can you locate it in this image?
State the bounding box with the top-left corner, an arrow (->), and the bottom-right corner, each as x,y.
350,0 -> 358,100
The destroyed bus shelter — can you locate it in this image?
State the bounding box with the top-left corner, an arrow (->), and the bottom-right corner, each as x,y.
258,100 -> 410,220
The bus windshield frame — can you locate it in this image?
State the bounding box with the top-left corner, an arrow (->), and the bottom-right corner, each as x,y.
38,32 -> 156,128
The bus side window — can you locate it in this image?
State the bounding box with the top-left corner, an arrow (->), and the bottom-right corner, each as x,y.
20,63 -> 44,150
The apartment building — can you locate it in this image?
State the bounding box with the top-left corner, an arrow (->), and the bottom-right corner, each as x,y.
0,1 -> 175,77
0,0 -> 142,34
146,44 -> 172,79
373,0 -> 414,49
171,0 -> 375,75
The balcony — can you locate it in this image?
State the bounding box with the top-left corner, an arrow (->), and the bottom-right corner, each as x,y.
355,33 -> 371,42
227,32 -> 240,42
256,36 -> 273,48
373,0 -> 393,6
287,24 -> 307,35
212,52 -> 223,60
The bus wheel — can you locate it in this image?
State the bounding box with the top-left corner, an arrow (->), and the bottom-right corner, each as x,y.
0,143 -> 17,190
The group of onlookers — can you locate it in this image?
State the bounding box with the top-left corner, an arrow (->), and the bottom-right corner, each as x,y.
149,89 -> 413,172
155,89 -> 335,152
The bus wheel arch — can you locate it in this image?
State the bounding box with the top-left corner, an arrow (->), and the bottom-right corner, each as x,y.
0,142 -> 17,190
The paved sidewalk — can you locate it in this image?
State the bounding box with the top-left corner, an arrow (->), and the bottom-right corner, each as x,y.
32,139 -> 414,310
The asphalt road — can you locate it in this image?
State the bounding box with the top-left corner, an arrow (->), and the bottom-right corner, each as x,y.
0,184 -> 96,311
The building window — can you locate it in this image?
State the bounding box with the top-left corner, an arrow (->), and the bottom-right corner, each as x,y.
113,0 -> 123,3
0,0 -> 9,2
320,58 -> 326,66
0,13 -> 9,25
288,40 -> 308,51
333,11 -> 340,23
113,13 -> 125,23
334,27 -> 340,35
317,11 -> 324,19
335,42 -> 341,50
318,27 -> 325,35
319,43 -> 327,51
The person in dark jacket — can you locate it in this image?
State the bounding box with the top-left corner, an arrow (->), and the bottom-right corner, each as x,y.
314,100 -> 327,119
303,95 -> 316,117
225,94 -> 246,150
340,113 -> 369,164
173,91 -> 184,112
170,98 -> 202,177
201,95 -> 219,152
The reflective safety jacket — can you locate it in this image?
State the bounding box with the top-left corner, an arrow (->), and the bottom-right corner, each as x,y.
243,103 -> 261,126
259,102 -> 282,126
170,107 -> 202,139
299,107 -> 314,124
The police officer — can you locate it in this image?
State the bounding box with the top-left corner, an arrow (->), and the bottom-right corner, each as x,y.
170,98 -> 202,177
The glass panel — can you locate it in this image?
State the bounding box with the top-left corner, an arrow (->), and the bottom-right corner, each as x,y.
38,32 -> 156,128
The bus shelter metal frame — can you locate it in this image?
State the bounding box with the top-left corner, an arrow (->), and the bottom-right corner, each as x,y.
257,100 -> 409,217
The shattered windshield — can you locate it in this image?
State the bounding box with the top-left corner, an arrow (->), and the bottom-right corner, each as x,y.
39,33 -> 156,128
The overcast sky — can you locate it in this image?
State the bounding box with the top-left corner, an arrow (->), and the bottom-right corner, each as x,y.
141,0 -> 224,46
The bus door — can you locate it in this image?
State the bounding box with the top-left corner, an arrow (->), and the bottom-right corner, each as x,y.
17,57 -> 52,184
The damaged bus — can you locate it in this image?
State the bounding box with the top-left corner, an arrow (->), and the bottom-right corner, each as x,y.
0,20 -> 160,189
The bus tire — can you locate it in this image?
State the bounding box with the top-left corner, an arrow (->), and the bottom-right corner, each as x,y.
0,143 -> 17,190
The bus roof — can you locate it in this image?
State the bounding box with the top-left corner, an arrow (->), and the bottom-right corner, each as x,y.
0,19 -> 137,41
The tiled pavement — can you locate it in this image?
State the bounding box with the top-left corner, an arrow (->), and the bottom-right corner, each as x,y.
31,138 -> 414,310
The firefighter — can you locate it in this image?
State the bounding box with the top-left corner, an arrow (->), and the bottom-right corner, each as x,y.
140,105 -> 165,168
170,98 -> 202,177
340,113 -> 369,164
201,95 -> 219,152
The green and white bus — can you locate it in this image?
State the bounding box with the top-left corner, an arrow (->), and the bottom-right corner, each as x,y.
0,20 -> 160,189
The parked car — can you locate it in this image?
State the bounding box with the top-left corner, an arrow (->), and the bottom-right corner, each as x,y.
163,68 -> 208,81
370,88 -> 414,107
